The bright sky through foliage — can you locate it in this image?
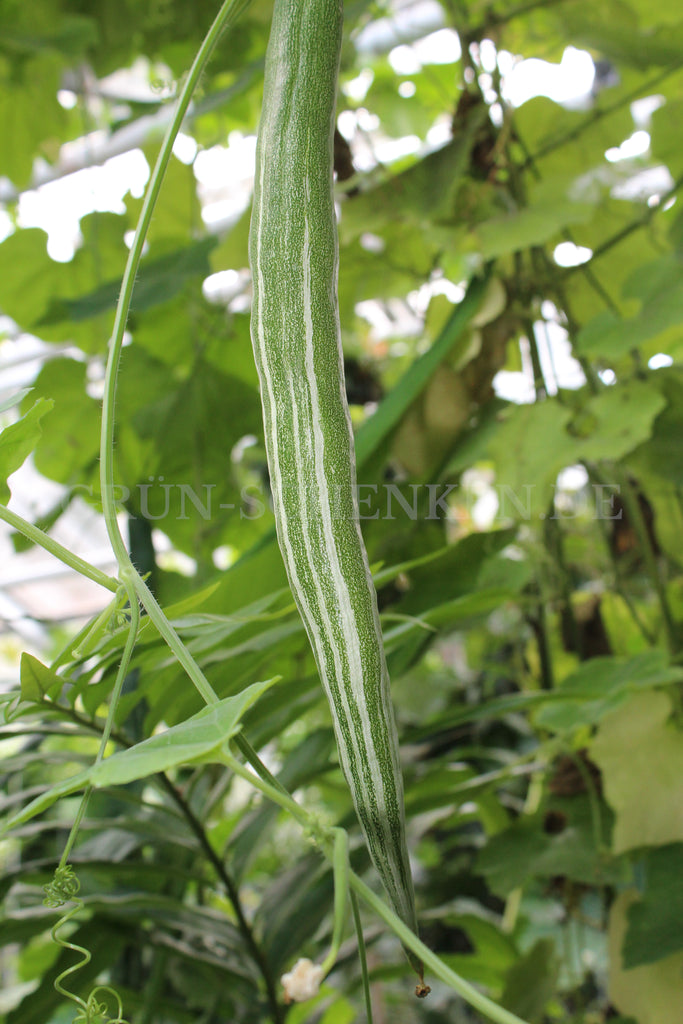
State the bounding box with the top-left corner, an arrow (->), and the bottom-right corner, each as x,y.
2,36 -> 601,262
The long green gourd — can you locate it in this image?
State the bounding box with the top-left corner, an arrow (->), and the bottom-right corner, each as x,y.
249,0 -> 421,977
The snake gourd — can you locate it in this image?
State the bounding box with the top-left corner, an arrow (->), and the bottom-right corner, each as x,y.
249,0 -> 420,969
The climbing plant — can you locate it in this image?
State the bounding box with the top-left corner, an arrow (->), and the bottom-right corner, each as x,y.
1,0 -> 683,1022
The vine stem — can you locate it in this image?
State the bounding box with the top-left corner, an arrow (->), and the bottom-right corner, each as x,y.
583,462 -> 656,645
613,467 -> 678,656
0,503 -> 118,593
565,170 -> 683,274
95,1 -> 258,706
99,0 -> 252,573
350,891 -> 374,1024
58,578 -> 140,870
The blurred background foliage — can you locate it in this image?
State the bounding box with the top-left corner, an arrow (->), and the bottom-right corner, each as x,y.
1,0 -> 683,1021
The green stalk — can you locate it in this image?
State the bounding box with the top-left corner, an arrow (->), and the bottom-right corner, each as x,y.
57,578 -> 140,869
319,828 -> 350,976
99,0 -> 252,572
96,0 -> 251,707
0,503 -> 118,593
583,463 -> 656,645
349,873 -> 530,1023
615,468 -> 678,655
128,572 -> 220,706
351,891 -> 374,1024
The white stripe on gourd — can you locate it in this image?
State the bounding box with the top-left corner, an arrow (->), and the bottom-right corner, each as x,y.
249,0 -> 420,959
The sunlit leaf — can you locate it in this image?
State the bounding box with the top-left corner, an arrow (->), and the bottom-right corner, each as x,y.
0,54 -> 68,186
623,843 -> 683,966
609,891 -> 683,1024
0,398 -> 54,502
592,691 -> 683,852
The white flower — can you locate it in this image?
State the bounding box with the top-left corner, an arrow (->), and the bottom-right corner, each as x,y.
280,958 -> 324,1003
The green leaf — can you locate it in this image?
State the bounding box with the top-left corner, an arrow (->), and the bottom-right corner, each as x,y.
626,476 -> 683,567
118,353 -> 262,558
501,939 -> 559,1024
651,98 -> 683,179
91,677 -> 277,784
0,389 -> 30,414
339,128 -> 484,244
609,891 -> 683,1024
1,680 -> 277,833
258,854 -> 337,973
0,54 -> 68,187
555,0 -> 683,68
386,587 -> 521,642
488,382 -> 666,520
286,989 -> 356,1024
592,690 -> 683,853
363,58 -> 451,140
19,653 -> 64,703
489,399 -> 573,520
568,197 -> 669,326
534,651 -> 683,734
625,370 -> 683,560
0,14 -> 98,60
38,238 -> 217,325
577,256 -> 683,359
339,226 -> 432,323
0,398 -> 54,502
623,844 -> 683,967
476,795 -> 620,896
515,93 -> 633,181
628,369 -> 683,486
472,179 -> 596,259
579,380 -> 667,460
127,152 -> 201,245
210,204 -> 251,273
391,528 -> 518,618
0,216 -> 128,354
22,360 -> 99,484
406,691 -> 552,743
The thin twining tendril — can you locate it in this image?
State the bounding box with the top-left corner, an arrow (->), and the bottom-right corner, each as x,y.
43,866 -> 129,1024
72,988 -> 128,1024
44,864 -> 81,906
